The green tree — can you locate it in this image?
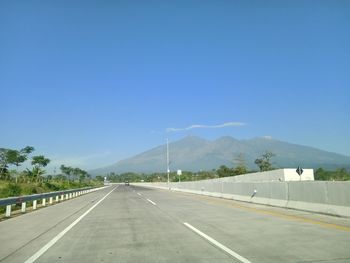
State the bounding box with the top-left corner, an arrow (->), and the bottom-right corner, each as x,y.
60,165 -> 73,182
315,168 -> 327,180
0,148 -> 10,179
233,153 -> 248,175
315,167 -> 350,181
31,155 -> 50,182
21,146 -> 35,155
254,151 -> 275,172
6,149 -> 26,167
95,175 -> 104,182
217,165 -> 234,177
333,168 -> 349,181
72,167 -> 88,183
6,146 -> 35,183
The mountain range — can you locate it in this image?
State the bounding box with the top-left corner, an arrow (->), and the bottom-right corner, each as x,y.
90,136 -> 350,175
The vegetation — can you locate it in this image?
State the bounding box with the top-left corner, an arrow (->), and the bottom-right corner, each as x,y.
0,146 -> 103,199
0,146 -> 35,182
106,170 -> 219,183
254,151 -> 275,172
105,150 -> 349,183
2,145 -> 348,199
105,166 -> 350,183
314,168 -> 350,181
107,153 -> 254,183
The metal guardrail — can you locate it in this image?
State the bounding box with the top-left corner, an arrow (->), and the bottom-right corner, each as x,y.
0,187 -> 97,218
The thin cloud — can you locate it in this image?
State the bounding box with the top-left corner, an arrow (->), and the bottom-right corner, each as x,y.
166,122 -> 246,132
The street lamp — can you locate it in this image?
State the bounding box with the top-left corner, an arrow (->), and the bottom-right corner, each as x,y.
167,138 -> 170,189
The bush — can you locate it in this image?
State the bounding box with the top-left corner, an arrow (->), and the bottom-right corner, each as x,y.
315,168 -> 350,181
44,182 -> 60,191
0,179 -> 103,199
0,183 -> 22,198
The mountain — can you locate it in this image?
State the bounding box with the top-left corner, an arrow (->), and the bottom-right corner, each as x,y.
89,136 -> 350,175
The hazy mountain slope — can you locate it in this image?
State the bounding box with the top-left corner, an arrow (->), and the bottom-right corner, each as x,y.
90,136 -> 350,175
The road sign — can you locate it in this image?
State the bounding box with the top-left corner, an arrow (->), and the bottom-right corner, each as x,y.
177,170 -> 182,183
296,166 -> 303,176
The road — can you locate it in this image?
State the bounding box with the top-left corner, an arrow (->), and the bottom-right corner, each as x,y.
0,184 -> 350,263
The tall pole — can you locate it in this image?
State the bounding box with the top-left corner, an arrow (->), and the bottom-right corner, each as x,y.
167,138 -> 170,188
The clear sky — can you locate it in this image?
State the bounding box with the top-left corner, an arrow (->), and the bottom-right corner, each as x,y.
1,1 -> 349,171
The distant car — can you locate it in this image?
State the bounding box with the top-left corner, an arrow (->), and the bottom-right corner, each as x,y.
125,181 -> 129,186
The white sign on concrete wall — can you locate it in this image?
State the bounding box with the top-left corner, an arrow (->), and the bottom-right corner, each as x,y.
284,169 -> 314,181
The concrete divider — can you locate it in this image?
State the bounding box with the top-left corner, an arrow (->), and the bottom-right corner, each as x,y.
137,178 -> 350,218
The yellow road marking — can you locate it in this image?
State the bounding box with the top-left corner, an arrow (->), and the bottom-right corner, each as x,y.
169,190 -> 350,232
206,197 -> 350,232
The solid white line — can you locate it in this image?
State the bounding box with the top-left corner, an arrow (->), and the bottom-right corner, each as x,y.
137,193 -> 142,196
24,186 -> 117,263
146,199 -> 156,205
183,222 -> 252,263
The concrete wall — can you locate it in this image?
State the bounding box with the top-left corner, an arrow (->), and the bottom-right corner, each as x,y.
137,176 -> 350,217
197,169 -> 314,183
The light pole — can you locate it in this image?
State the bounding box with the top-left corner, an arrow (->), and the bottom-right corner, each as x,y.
166,138 -> 170,189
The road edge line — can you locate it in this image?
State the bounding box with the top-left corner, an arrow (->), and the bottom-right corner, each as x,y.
23,186 -> 117,263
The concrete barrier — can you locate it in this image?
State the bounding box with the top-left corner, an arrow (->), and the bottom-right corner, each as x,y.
137,176 -> 350,217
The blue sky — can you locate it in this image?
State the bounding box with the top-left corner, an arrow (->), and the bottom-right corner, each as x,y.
1,1 -> 349,171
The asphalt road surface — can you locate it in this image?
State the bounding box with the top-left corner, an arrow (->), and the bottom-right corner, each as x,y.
1,184 -> 350,263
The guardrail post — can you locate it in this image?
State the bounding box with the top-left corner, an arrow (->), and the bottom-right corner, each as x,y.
5,205 -> 11,217
0,188 -> 98,217
21,202 -> 26,213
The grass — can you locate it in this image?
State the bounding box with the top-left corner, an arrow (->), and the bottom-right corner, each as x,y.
0,180 -> 103,199
0,180 -> 103,215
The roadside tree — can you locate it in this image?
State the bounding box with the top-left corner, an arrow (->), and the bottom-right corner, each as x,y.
31,155 -> 50,182
254,151 -> 275,172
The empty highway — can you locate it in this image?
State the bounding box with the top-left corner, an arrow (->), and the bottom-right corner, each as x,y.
1,184 -> 350,263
